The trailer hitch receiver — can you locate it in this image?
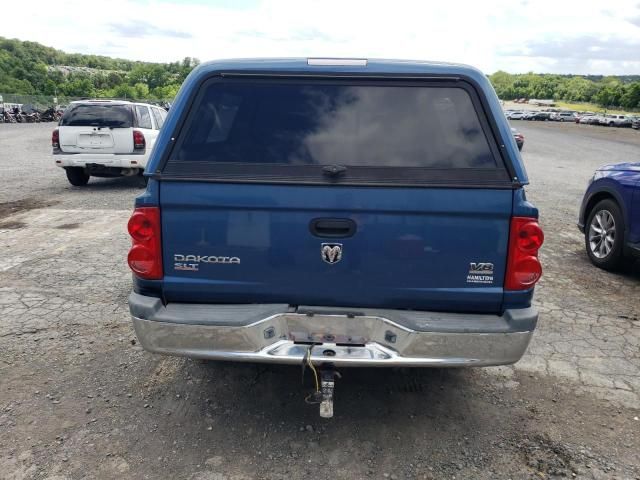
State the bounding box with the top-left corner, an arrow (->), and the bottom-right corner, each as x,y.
320,366 -> 337,418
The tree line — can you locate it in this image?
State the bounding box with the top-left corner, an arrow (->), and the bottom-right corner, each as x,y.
489,71 -> 640,110
0,36 -> 198,100
2,36 -> 640,110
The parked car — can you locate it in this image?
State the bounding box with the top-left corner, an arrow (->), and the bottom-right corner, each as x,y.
580,114 -> 602,125
127,58 -> 544,417
578,162 -> 640,270
530,111 -> 551,121
598,114 -> 632,128
508,111 -> 525,120
575,112 -> 594,123
521,110 -> 537,120
511,127 -> 524,150
632,117 -> 640,130
52,99 -> 167,186
551,111 -> 576,122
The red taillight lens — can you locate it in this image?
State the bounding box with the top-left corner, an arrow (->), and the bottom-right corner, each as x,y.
133,130 -> 145,150
128,211 -> 155,241
127,207 -> 162,279
128,245 -> 157,276
517,221 -> 544,253
52,128 -> 59,148
505,217 -> 544,290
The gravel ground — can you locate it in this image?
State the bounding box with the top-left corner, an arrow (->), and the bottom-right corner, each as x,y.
0,123 -> 142,210
0,122 -> 638,480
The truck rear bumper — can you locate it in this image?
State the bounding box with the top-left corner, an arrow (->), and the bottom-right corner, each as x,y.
129,293 -> 537,367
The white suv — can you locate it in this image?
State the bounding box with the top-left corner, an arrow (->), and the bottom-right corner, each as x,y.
52,100 -> 167,186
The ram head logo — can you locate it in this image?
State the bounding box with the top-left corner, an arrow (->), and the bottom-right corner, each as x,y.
321,243 -> 343,264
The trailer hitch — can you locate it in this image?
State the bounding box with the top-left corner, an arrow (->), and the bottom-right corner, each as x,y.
319,365 -> 339,418
302,347 -> 340,418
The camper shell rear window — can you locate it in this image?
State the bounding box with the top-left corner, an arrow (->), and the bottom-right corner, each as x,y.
162,77 -> 511,187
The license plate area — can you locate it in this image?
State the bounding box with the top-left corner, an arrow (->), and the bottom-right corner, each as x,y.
289,331 -> 366,346
77,133 -> 113,148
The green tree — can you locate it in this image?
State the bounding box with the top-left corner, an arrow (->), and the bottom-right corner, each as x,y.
594,80 -> 625,108
61,76 -> 95,97
152,83 -> 181,99
620,82 -> 640,110
133,82 -> 149,99
488,71 -> 516,99
561,77 -> 599,102
0,36 -> 202,100
111,84 -> 136,99
106,71 -> 124,88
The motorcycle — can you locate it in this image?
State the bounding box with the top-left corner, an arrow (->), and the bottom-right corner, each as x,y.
40,107 -> 60,122
20,105 -> 41,123
2,110 -> 17,123
22,111 -> 40,123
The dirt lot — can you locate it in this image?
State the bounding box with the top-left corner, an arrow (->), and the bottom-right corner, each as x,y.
0,122 -> 639,480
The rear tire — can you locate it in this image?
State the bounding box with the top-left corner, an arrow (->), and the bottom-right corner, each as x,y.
65,167 -> 90,186
585,199 -> 625,271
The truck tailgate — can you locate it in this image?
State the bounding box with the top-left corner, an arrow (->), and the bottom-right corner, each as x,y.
160,182 -> 511,313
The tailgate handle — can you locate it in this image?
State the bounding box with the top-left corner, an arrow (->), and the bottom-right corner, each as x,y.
310,218 -> 356,238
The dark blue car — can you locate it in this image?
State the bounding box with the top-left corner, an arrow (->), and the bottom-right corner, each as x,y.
579,162 -> 640,270
126,58 -> 544,415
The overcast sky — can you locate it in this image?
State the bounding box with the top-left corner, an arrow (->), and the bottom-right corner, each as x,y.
4,0 -> 640,74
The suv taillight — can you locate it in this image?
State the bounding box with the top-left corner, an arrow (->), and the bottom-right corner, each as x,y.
505,217 -> 544,290
52,128 -> 59,148
127,207 -> 162,279
133,130 -> 145,150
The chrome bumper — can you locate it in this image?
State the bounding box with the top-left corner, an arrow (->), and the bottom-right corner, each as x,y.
130,293 -> 536,368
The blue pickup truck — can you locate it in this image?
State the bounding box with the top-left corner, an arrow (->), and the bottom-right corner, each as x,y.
127,58 -> 544,416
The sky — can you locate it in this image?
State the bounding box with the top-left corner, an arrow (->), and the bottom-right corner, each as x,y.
3,0 -> 640,75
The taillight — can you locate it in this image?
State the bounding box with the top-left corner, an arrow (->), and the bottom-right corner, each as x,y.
127,207 -> 162,279
505,217 -> 544,290
133,130 -> 145,150
52,128 -> 59,148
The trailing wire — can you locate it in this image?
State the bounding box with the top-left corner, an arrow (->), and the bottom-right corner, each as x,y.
303,344 -> 321,404
306,344 -> 320,393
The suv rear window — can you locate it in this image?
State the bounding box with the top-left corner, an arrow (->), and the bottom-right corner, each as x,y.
164,79 -> 508,186
60,104 -> 133,128
136,105 -> 153,129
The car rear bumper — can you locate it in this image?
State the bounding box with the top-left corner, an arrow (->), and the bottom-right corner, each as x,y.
129,293 -> 537,367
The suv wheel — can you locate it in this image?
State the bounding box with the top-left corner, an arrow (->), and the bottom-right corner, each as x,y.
585,199 -> 624,270
65,167 -> 90,186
